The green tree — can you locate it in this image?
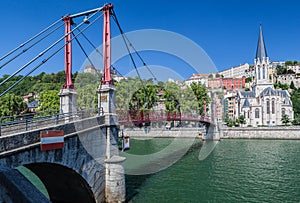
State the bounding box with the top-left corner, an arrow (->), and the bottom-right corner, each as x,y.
77,84 -> 98,110
0,93 -> 26,117
276,65 -> 287,75
281,114 -> 290,125
245,76 -> 253,83
38,90 -> 60,112
290,81 -> 296,89
190,82 -> 211,115
238,115 -> 246,126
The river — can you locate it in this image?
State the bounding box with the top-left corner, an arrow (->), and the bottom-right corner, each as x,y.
123,138 -> 300,202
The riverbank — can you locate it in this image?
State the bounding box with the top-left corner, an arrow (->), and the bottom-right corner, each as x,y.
121,127 -> 203,138
222,126 -> 300,139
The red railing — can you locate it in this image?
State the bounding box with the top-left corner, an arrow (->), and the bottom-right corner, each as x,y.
117,110 -> 213,125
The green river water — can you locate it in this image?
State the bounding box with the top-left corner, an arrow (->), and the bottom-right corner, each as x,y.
124,138 -> 300,203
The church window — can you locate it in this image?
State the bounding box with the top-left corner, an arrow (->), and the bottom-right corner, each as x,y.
267,99 -> 270,114
272,99 -> 275,114
248,111 -> 250,119
256,97 -> 260,104
263,66 -> 266,79
258,67 -> 261,80
282,108 -> 286,115
255,108 -> 259,118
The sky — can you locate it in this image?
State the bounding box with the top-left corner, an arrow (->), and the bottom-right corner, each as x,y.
0,0 -> 300,81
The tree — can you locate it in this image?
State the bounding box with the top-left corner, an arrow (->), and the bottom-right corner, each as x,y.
238,115 -> 246,126
276,65 -> 287,75
281,114 -> 290,125
77,84 -> 98,110
0,93 -> 26,117
290,81 -> 296,89
190,82 -> 211,116
38,90 -> 60,112
245,76 -> 253,83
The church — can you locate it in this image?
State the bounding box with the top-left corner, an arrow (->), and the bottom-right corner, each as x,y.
236,25 -> 294,126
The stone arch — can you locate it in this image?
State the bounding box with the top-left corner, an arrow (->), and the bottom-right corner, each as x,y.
25,162 -> 95,203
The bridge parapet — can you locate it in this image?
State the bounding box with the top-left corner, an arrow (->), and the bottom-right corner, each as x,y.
0,115 -> 105,157
0,109 -> 99,137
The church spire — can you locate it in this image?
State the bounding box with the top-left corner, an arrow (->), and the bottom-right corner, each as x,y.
256,24 -> 267,60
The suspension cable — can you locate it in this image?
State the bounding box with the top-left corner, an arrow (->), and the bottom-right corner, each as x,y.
71,32 -> 101,79
0,18 -> 62,62
0,10 -> 102,87
111,9 -> 158,82
77,28 -> 125,78
110,10 -> 144,85
0,13 -> 104,97
0,23 -> 64,70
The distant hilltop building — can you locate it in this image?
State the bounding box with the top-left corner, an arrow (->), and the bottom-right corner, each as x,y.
184,74 -> 209,87
84,65 -> 103,75
219,63 -> 250,78
185,73 -> 245,91
236,25 -> 294,126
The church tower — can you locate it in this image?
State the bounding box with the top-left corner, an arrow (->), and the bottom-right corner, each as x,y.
253,24 -> 273,95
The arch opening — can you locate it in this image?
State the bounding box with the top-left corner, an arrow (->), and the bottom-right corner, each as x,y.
25,163 -> 95,203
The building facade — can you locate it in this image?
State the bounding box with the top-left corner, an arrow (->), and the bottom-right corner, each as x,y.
236,25 -> 294,126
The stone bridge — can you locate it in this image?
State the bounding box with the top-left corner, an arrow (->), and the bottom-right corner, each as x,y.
0,115 -> 125,203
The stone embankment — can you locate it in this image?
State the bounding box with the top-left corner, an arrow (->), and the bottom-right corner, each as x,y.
222,126 -> 300,139
121,127 -> 204,138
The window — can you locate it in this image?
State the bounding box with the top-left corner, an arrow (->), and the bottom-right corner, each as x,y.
272,99 -> 275,114
255,108 -> 259,118
282,108 -> 286,115
263,66 -> 266,79
258,67 -> 261,80
266,99 -> 270,114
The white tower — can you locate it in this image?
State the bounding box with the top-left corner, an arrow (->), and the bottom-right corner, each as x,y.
253,24 -> 273,95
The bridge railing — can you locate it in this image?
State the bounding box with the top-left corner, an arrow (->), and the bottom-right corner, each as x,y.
0,108 -> 99,136
117,110 -> 212,125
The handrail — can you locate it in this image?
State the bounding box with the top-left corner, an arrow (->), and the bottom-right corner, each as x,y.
0,108 -> 99,136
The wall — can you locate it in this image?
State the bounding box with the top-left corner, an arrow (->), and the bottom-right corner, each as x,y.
222,126 -> 300,139
0,116 -> 117,203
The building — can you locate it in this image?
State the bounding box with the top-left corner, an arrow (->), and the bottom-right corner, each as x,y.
236,25 -> 294,126
208,77 -> 246,90
218,63 -> 250,78
223,91 -> 238,120
277,74 -> 300,89
84,65 -> 103,75
184,74 -> 209,87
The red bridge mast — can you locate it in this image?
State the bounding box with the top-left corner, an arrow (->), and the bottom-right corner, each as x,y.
101,4 -> 114,85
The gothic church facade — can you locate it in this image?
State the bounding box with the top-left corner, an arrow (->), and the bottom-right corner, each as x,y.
237,25 -> 294,126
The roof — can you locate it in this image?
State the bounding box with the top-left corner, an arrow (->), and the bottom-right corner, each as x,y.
240,91 -> 255,98
27,100 -> 38,108
260,87 -> 290,98
242,98 -> 250,108
256,24 -> 268,60
260,87 -> 277,96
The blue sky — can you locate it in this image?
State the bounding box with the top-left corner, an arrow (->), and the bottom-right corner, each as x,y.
0,0 -> 300,80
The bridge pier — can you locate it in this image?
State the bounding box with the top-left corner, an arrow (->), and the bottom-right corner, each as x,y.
203,122 -> 222,141
98,84 -> 126,203
59,88 -> 77,121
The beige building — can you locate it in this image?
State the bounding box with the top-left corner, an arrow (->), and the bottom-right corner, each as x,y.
237,25 -> 294,126
218,63 -> 250,78
184,74 -> 209,87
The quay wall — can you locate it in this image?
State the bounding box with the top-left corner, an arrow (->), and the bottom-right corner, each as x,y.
222,126 -> 300,139
122,128 -> 204,138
